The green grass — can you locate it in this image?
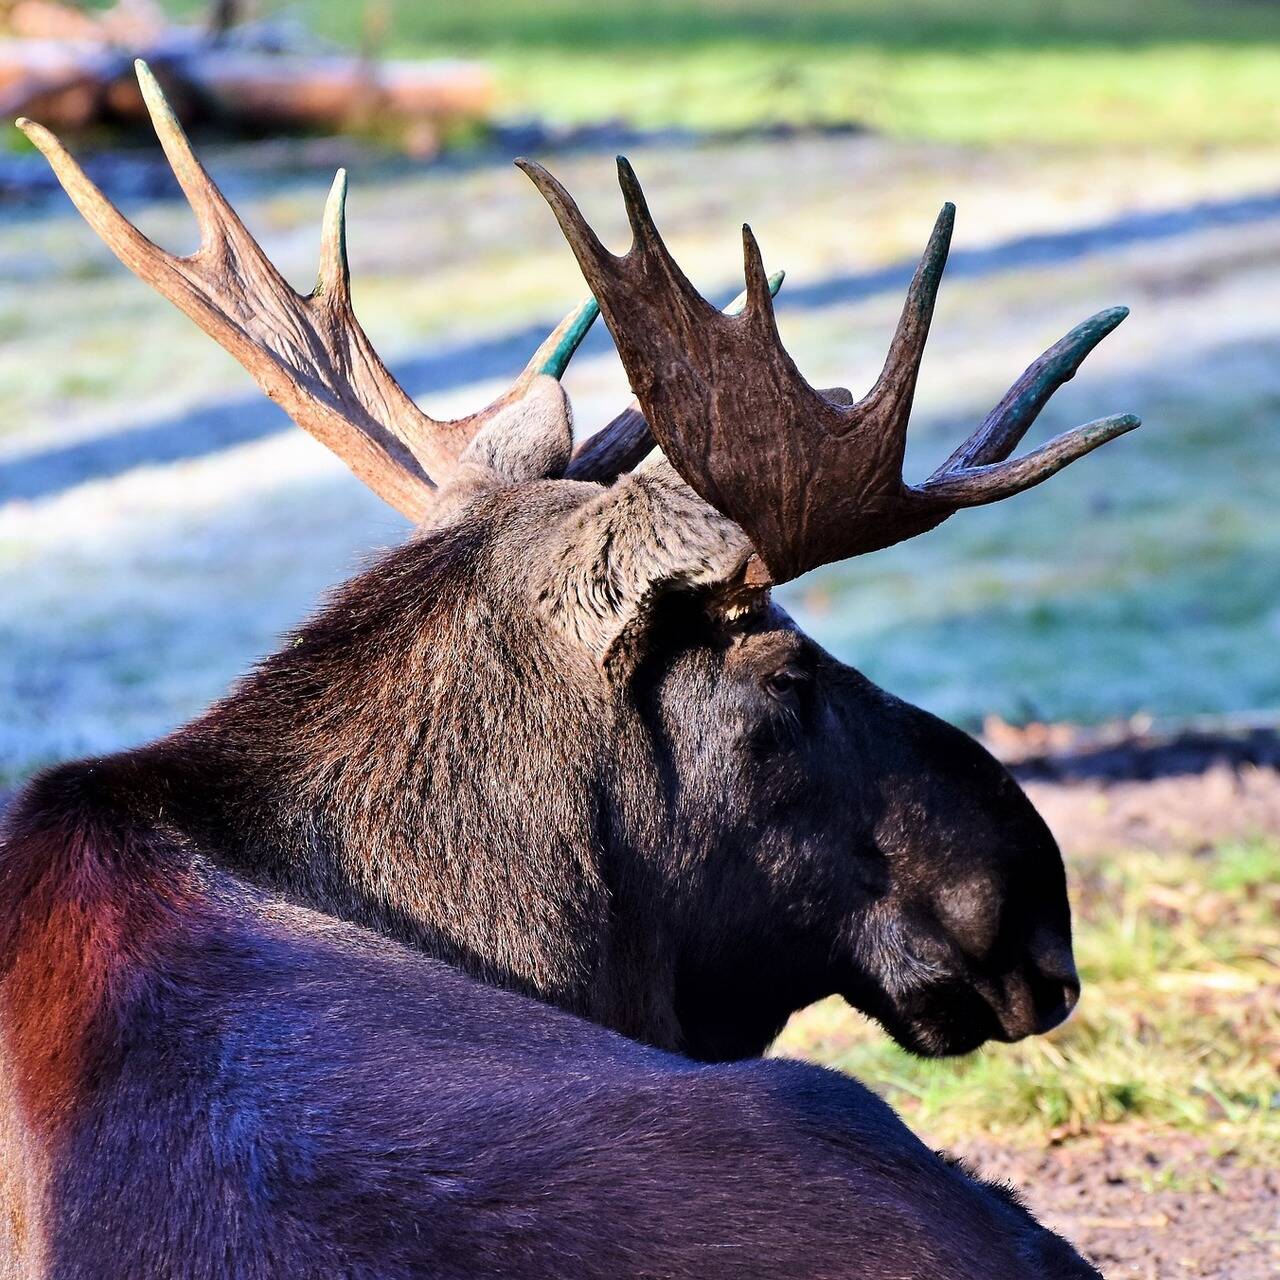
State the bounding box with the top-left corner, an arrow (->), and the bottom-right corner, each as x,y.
466,42 -> 1280,146
775,839 -> 1280,1152
159,0 -> 1280,145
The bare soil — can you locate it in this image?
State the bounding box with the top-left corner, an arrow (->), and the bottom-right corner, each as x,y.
972,721 -> 1280,1279
1002,721 -> 1280,855
954,1133 -> 1280,1280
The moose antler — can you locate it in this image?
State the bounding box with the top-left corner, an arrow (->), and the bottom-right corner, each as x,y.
566,269 -> 784,483
18,60 -> 598,523
520,157 -> 1139,583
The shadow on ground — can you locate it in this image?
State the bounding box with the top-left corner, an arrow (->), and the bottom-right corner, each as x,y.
3,184 -> 1280,506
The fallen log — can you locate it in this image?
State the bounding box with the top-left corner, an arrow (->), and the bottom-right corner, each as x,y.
0,10 -> 493,140
163,50 -> 494,133
0,38 -> 133,129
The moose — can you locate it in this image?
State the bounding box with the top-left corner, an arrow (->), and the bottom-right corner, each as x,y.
0,62 -> 1134,1276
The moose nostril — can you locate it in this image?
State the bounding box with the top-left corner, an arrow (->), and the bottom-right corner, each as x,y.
1032,978 -> 1079,1034
1061,977 -> 1080,1013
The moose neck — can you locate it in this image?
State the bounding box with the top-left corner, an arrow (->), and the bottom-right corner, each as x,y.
132,530 -> 714,1053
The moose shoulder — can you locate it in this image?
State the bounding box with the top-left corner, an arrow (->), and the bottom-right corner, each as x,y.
8,65 -> 1136,1065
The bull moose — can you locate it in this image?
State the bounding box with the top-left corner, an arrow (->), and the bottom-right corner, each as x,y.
0,62 -> 1133,1276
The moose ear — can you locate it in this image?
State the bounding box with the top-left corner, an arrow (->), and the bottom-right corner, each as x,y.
538,455 -> 755,668
457,373 -> 574,485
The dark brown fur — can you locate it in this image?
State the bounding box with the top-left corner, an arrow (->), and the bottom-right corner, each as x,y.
8,475 -> 1076,1062
0,760 -> 1098,1279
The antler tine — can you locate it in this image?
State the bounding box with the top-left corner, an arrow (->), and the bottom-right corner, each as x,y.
921,412 -> 1140,507
616,156 -> 665,253
740,225 -> 778,322
936,305 -> 1130,473
317,167 -> 352,308
515,158 -> 618,276
530,296 -> 601,381
856,204 -> 954,431
518,157 -> 721,330
15,114 -> 172,297
567,270 -> 784,483
21,62 -> 600,523
134,61 -> 245,252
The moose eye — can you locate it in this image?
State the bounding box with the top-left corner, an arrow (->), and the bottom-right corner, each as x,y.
763,668 -> 805,702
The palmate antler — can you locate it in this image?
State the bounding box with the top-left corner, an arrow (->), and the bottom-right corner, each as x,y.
18,60 -> 598,523
521,157 -> 1139,583
567,269 -> 784,483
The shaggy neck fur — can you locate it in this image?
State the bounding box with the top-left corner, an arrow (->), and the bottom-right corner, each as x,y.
118,513 -> 734,1054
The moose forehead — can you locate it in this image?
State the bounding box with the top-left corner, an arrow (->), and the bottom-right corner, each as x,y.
467,476 -> 834,697
723,623 -> 806,675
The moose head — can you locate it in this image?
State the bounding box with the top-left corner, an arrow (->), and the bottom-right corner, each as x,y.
18,63 -> 1138,1062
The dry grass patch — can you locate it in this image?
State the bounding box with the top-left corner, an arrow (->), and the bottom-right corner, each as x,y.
775,838 -> 1280,1155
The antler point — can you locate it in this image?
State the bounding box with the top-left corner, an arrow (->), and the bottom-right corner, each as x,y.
15,116 -> 58,153
514,157 -> 555,191
535,296 -> 601,379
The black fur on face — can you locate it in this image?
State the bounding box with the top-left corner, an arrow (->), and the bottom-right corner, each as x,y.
621,587 -> 1078,1061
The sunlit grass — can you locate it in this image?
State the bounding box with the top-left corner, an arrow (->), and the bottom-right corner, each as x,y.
472,43 -> 1280,147
183,0 -> 1280,147
775,839 -> 1280,1153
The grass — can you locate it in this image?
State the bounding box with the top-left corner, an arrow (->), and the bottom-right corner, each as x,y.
775,838 -> 1280,1153
147,0 -> 1280,146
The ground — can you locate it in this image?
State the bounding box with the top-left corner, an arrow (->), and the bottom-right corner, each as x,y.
959,1132 -> 1279,1280
2,2 -> 1278,1274
777,731 -> 1280,1278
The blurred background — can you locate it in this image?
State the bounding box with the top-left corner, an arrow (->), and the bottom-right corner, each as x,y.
1,3 -> 1277,1275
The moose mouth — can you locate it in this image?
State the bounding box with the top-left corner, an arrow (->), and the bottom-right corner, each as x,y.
850,981 -> 1009,1059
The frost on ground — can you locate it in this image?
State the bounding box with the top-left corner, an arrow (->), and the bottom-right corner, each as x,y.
1,133 -> 1279,783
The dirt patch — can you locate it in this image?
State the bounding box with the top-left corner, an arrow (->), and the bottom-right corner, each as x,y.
954,1132 -> 1280,1280
968,721 -> 1280,1278
990,720 -> 1280,856
1025,765 -> 1280,859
